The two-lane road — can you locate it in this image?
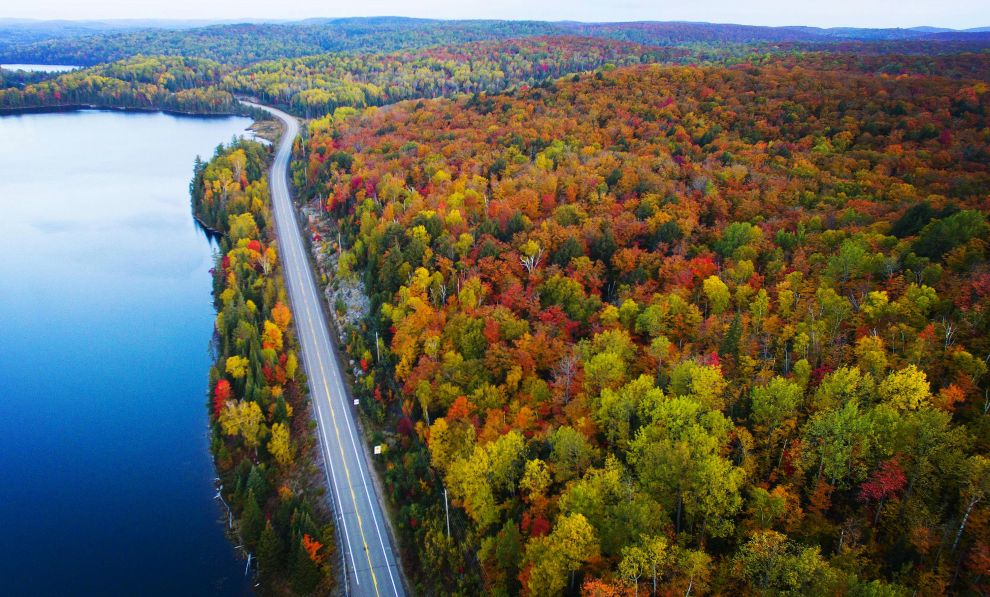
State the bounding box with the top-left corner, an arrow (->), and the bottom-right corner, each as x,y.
244,102 -> 405,597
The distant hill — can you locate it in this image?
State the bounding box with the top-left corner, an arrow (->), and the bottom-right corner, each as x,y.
908,26 -> 956,33
921,31 -> 990,42
0,18 -> 238,43
0,19 -> 561,65
2,17 -> 989,66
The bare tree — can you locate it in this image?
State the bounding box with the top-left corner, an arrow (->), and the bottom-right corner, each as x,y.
553,353 -> 578,404
521,245 -> 544,273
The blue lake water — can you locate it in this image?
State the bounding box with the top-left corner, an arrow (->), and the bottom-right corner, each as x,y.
0,110 -> 254,595
1,63 -> 80,72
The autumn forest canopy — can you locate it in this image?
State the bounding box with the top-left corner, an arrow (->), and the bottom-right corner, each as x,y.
4,14 -> 989,596
2,18 -> 989,115
299,59 -> 990,595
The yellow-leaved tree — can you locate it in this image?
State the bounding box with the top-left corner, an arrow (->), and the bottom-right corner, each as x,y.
225,355 -> 250,379
261,320 -> 283,352
268,422 -> 292,466
219,400 -> 265,451
878,365 -> 931,411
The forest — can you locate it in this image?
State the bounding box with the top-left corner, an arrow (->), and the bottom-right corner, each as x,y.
0,65 -> 60,87
6,39 -> 989,120
3,17 -> 984,67
0,18 -> 561,66
294,56 -> 990,595
0,55 -> 238,113
5,22 -> 988,119
3,16 -> 987,595
190,140 -> 337,594
222,37 -> 698,117
0,37 -> 701,115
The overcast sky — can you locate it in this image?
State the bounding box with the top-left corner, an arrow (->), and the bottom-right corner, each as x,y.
4,0 -> 988,29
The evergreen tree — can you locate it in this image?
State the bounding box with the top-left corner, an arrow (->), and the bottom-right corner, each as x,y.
247,464 -> 269,502
274,395 -> 290,423
720,313 -> 742,360
241,489 -> 264,549
257,520 -> 284,579
290,536 -> 322,594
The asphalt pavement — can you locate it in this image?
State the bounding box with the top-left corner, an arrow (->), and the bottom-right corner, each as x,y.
244,101 -> 405,597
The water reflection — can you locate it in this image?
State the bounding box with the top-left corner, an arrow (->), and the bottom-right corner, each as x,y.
0,109 -> 255,595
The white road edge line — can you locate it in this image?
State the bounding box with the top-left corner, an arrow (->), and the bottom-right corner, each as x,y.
247,100 -> 403,596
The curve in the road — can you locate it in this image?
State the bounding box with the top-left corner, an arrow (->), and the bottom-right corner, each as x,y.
244,102 -> 405,597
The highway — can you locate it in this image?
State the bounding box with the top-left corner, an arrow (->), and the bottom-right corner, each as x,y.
244,102 -> 405,597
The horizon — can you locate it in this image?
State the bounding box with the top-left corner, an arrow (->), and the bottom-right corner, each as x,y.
2,16 -> 990,31
2,1 -> 989,31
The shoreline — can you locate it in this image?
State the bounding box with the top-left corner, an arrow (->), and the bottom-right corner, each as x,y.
192,213 -> 225,237
0,103 -> 248,118
193,133 -> 341,593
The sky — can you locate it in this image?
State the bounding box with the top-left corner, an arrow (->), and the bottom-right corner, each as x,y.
2,0 -> 988,30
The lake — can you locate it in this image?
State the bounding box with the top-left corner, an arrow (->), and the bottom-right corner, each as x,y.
1,63 -> 80,72
0,110 -> 254,595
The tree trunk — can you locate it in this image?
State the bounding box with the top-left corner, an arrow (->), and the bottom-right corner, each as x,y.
771,438 -> 787,481
952,496 -> 979,552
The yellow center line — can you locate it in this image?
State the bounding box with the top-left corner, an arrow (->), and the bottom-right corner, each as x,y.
304,277 -> 381,597
264,103 -> 387,595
